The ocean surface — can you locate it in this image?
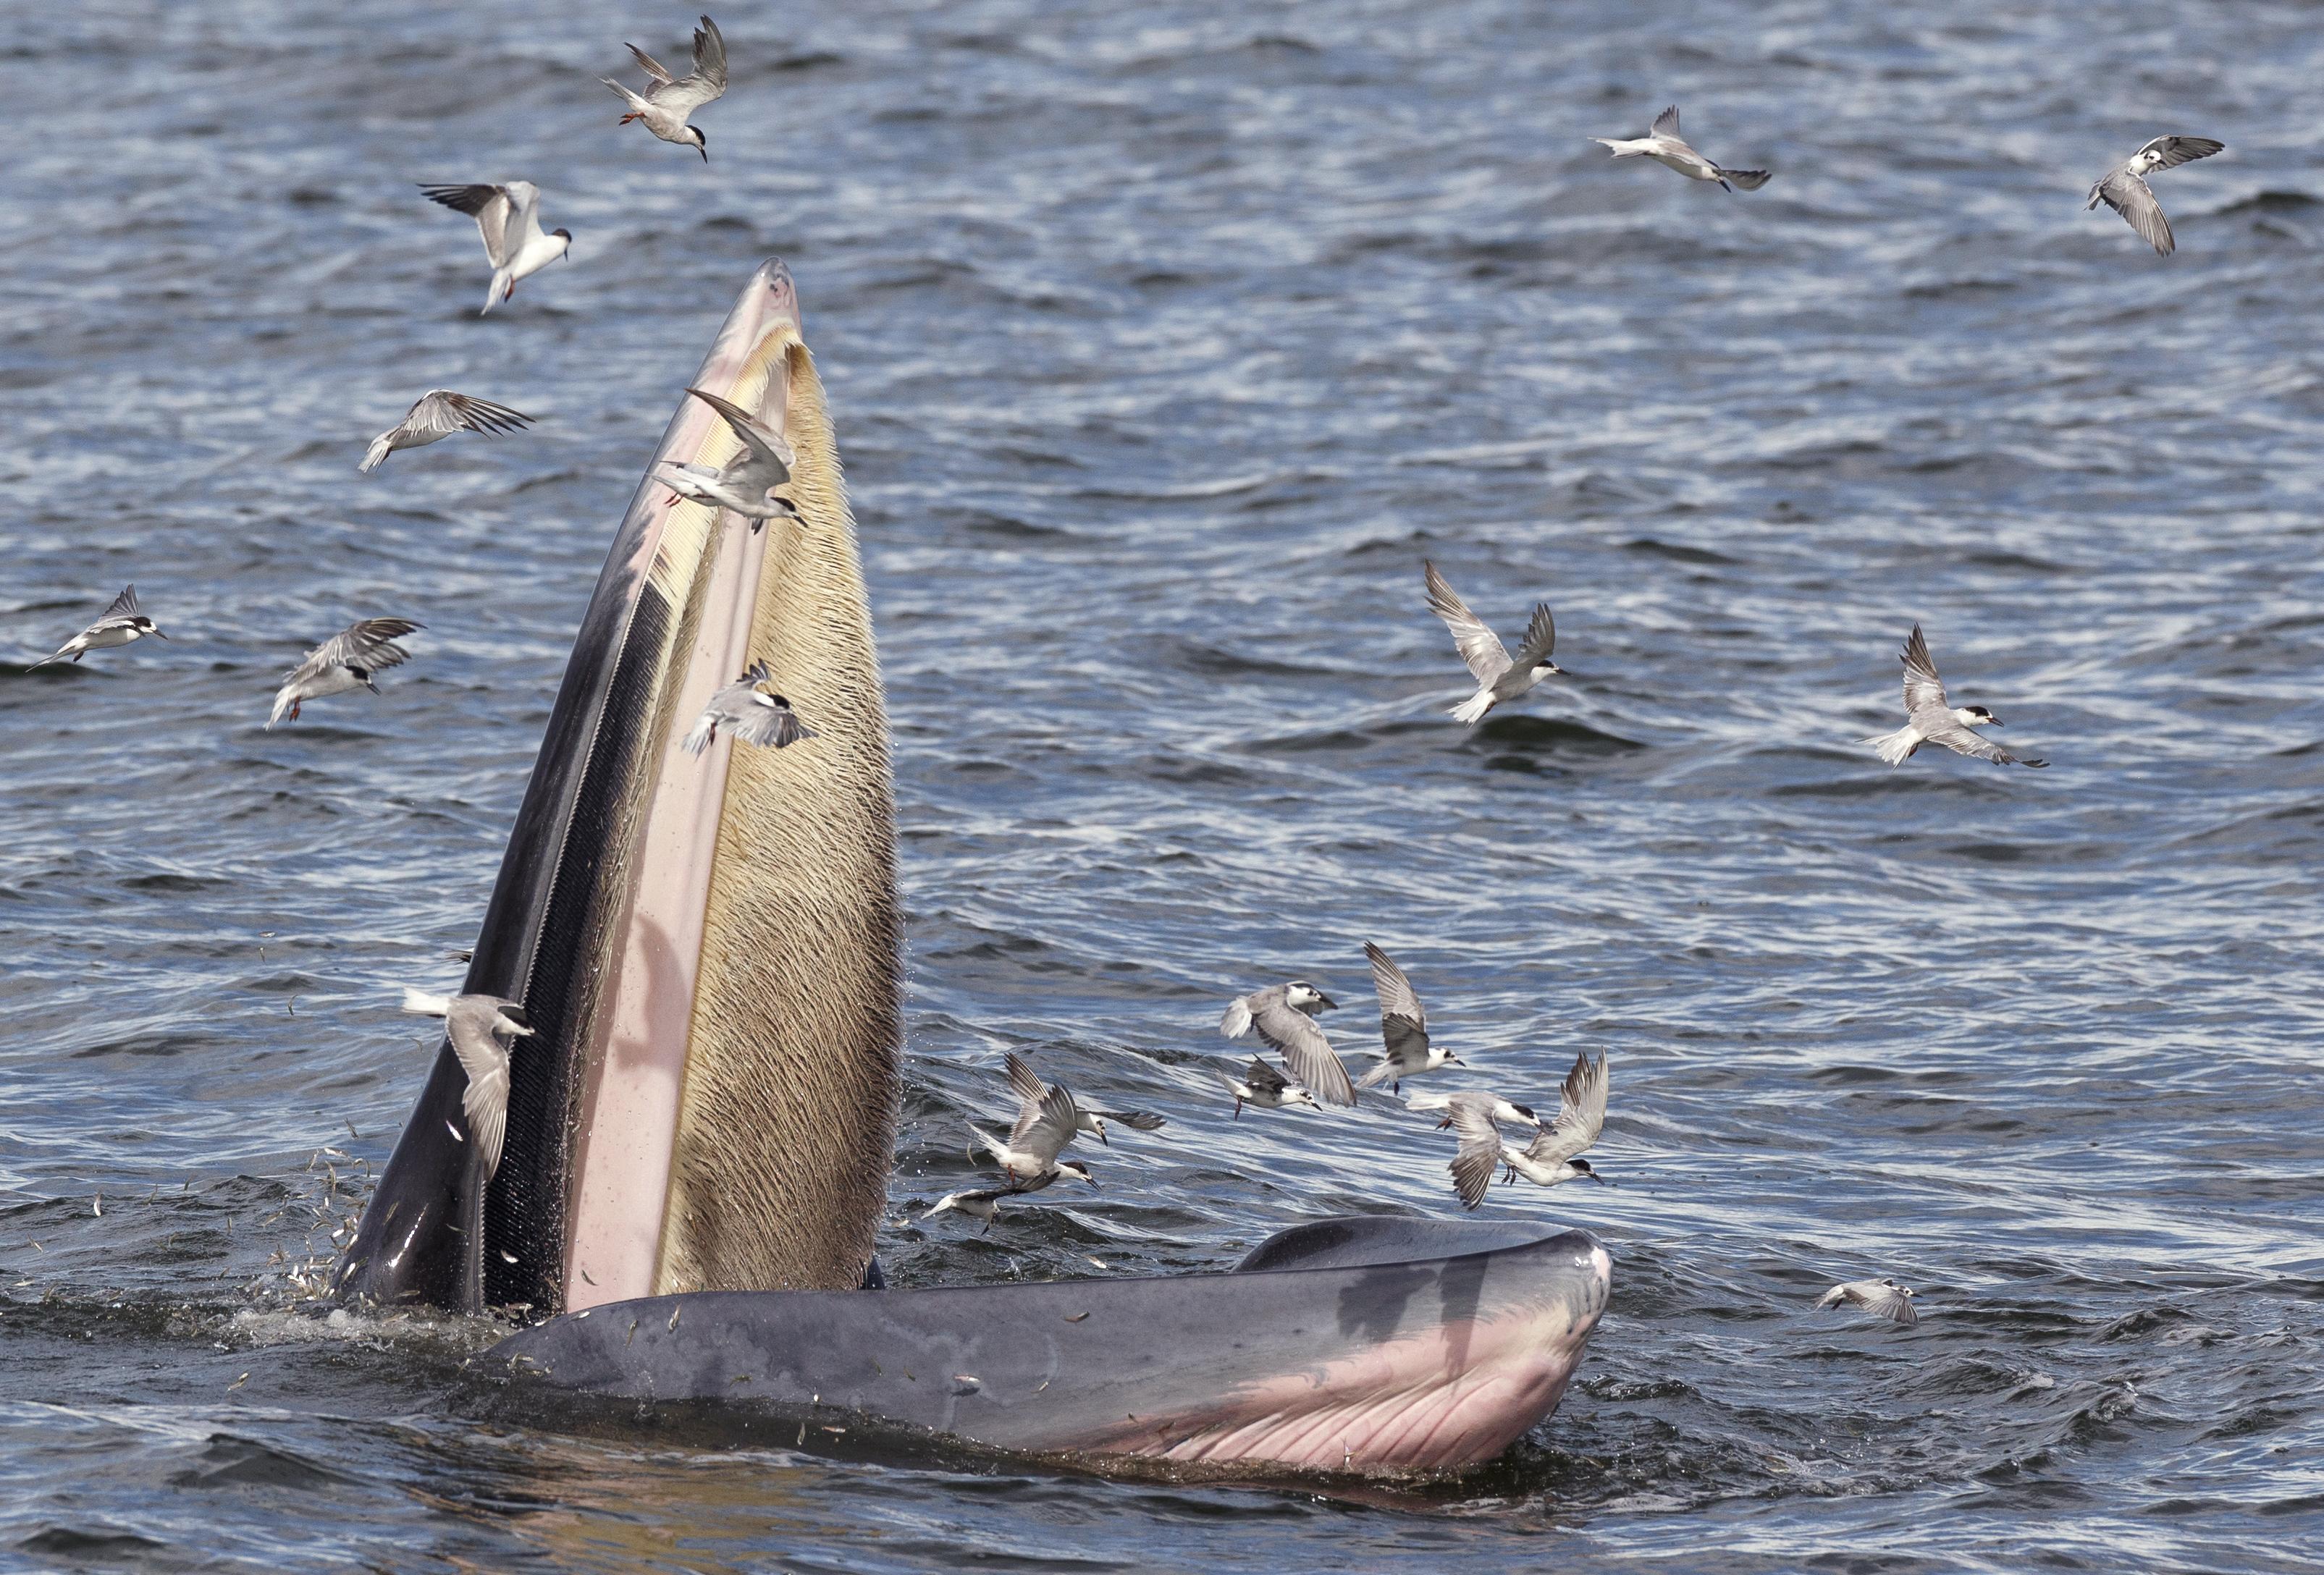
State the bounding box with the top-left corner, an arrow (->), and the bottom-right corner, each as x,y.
6,0 -> 2323,1568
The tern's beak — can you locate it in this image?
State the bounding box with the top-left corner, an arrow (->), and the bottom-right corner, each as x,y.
1097,1127 -> 1110,1147
153,629 -> 170,640
1587,1171 -> 1612,1186
698,143 -> 710,164
1315,992 -> 1338,1011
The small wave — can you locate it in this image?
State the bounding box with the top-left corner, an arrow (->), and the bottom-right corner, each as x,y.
1460,714 -> 1646,753
1622,537 -> 1739,567
2216,190 -> 2322,216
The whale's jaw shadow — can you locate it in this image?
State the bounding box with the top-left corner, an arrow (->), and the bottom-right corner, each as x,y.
332,259 -> 1613,1473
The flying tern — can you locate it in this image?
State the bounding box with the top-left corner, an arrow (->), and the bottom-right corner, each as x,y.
419,181 -> 573,314
360,390 -> 534,473
602,14 -> 726,161
1862,624 -> 2047,769
27,586 -> 165,667
1591,105 -> 1770,192
969,1071 -> 1097,1189
660,387 -> 799,530
1816,1277 -> 1919,1326
266,617 -> 421,728
1450,1049 -> 1607,1208
2088,136 -> 2223,256
400,988 -> 533,1180
680,659 -> 814,754
1219,1057 -> 1319,1117
1425,561 -> 1562,725
1356,942 -> 1465,1093
1221,980 -> 1354,1107
1406,1089 -> 1542,1133
1006,1052 -> 1164,1146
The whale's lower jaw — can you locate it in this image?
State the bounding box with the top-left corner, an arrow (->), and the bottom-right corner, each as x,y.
487,1220 -> 1610,1474
1072,1289 -> 1599,1470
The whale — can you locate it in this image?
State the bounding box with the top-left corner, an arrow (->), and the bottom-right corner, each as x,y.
334,259 -> 1612,1472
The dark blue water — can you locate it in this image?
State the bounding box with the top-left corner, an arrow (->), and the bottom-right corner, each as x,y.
6,1 -> 2323,1568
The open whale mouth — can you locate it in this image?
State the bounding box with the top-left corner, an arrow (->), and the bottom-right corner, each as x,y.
332,261 -> 1610,1473
335,258 -> 901,1317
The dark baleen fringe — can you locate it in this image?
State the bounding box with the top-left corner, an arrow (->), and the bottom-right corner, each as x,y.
658,334 -> 902,1293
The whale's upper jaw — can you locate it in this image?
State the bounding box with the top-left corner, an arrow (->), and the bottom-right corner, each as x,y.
333,258 -> 897,1317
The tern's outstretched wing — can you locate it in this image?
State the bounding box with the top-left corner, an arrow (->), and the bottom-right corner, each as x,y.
2095,170 -> 2173,256
668,14 -> 727,109
1424,562 -> 1511,685
1924,722 -> 2046,768
685,387 -> 795,481
401,390 -> 534,442
1527,1050 -> 1607,1167
2135,135 -> 2223,172
98,585 -> 140,622
1651,105 -> 1680,138
421,183 -> 516,267
1004,1052 -> 1049,1145
1362,942 -> 1430,1063
1240,1056 -> 1289,1094
296,617 -> 421,683
726,694 -> 812,750
1900,624 -> 1948,715
1510,601 -> 1557,670
1250,999 -> 1355,1107
625,41 -> 675,85
1447,1102 -> 1503,1209
1019,1082 -> 1082,1165
1855,1280 -> 1918,1325
442,997 -> 515,1179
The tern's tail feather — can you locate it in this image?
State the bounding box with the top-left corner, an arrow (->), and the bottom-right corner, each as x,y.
1356,1060 -> 1397,1090
599,76 -> 646,108
25,648 -> 66,670
1219,997 -> 1254,1039
1403,1089 -> 1454,1112
1862,727 -> 1919,767
481,269 -> 511,316
358,434 -> 392,473
966,1123 -> 1009,1162
1591,138 -> 1646,156
1452,689 -> 1495,725
1717,167 -> 1772,191
678,715 -> 717,755
265,685 -> 297,730
400,988 -> 454,1018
